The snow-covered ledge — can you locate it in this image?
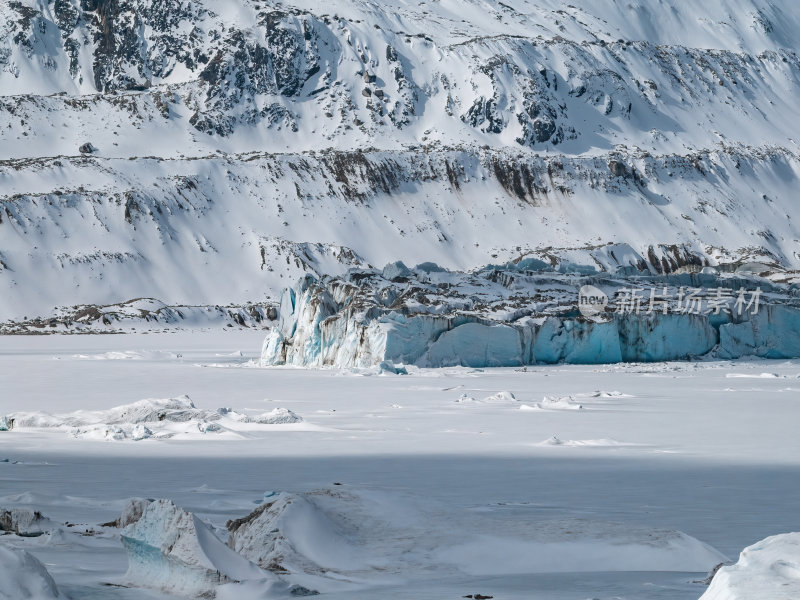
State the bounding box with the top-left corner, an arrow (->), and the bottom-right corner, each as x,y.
700,533 -> 800,600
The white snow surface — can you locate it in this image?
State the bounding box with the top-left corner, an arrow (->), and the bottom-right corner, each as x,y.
228,488 -> 726,589
701,533 -> 800,600
1,332 -> 800,599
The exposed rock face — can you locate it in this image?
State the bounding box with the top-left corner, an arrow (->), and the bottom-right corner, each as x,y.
261,267 -> 800,368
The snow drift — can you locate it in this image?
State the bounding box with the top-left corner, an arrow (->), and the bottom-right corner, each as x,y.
227,492 -> 367,579
112,486 -> 728,596
224,487 -> 727,586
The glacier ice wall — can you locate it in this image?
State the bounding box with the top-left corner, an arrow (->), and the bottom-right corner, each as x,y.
262,269 -> 800,367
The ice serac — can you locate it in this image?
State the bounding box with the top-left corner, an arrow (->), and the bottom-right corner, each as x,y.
718,305 -> 800,359
261,268 -> 800,368
700,533 -> 800,600
423,322 -> 523,368
0,546 -> 62,599
120,499 -> 270,597
616,313 -> 718,362
527,317 -> 622,364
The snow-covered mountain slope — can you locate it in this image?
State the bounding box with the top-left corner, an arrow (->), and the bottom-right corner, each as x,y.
1,0 -> 799,320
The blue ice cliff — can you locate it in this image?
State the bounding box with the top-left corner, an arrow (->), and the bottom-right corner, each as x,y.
261,264 -> 800,368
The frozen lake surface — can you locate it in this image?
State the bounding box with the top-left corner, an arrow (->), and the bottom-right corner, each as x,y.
1,332 -> 799,599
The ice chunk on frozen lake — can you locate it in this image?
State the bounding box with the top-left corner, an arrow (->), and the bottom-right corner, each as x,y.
534,395 -> 584,410
227,492 -> 365,577
232,408 -> 303,425
536,436 -> 637,447
0,508 -> 54,536
102,498 -> 153,528
224,485 -> 727,591
0,546 -> 62,599
4,397 -> 306,441
482,391 -> 517,403
701,533 -> 800,600
454,391 -> 516,404
121,499 -> 270,597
